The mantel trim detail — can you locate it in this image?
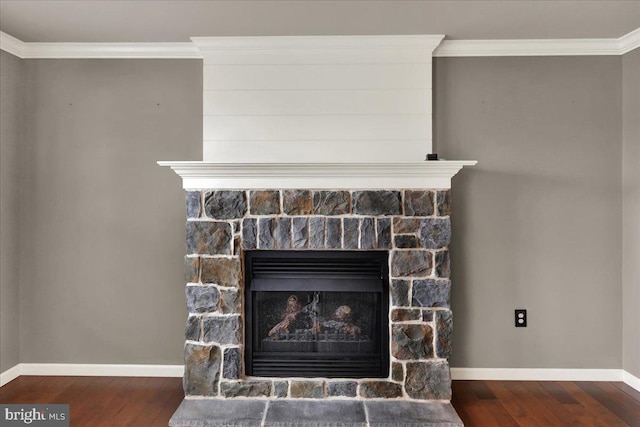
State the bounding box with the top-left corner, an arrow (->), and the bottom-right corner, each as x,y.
157,161 -> 477,189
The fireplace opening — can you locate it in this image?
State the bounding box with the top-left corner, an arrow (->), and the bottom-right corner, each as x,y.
244,251 -> 390,378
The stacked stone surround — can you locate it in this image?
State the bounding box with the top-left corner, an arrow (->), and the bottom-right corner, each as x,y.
183,188 -> 454,401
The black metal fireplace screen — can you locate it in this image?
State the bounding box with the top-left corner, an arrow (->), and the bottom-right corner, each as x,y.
244,251 -> 389,378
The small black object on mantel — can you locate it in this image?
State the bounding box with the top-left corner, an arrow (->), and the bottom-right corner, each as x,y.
425,153 -> 439,161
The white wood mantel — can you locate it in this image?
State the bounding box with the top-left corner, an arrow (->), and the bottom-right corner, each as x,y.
157,161 -> 477,189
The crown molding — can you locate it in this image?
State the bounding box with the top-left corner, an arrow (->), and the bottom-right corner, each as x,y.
0,31 -> 201,59
22,42 -> 202,59
619,27 -> 640,54
2,29 -> 638,59
434,28 -> 640,57
0,31 -> 26,58
434,38 -> 620,57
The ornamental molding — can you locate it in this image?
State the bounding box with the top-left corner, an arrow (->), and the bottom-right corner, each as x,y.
3,30 -> 638,59
157,161 -> 478,190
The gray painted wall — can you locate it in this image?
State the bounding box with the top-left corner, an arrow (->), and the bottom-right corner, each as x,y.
19,59 -> 202,364
434,56 -> 623,369
1,54 -> 631,371
622,49 -> 640,378
0,51 -> 24,372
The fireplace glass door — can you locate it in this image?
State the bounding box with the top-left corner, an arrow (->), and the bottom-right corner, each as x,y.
245,251 -> 389,378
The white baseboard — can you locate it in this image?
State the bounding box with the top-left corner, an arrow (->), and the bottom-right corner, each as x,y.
2,364 -> 639,393
450,367 -> 623,382
1,363 -> 183,386
0,364 -> 21,387
622,370 -> 640,392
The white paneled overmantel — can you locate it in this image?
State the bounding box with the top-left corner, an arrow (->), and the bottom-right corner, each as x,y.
192,35 -> 445,163
157,161 -> 477,189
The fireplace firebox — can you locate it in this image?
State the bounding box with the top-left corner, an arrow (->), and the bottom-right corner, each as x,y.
245,251 -> 390,378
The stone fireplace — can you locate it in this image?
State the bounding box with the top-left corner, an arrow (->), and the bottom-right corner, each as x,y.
182,188 -> 454,401
160,34 -> 475,426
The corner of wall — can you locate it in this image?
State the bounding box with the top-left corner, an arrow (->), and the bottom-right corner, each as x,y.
621,47 -> 640,379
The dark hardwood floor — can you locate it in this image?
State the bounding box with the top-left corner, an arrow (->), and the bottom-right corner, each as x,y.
1,377 -> 639,426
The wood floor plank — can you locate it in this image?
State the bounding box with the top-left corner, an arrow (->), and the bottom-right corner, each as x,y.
485,381 -> 542,427
0,376 -> 47,403
502,381 -> 567,427
522,381 -> 588,427
450,381 -> 499,427
540,380 -> 580,404
127,378 -> 177,426
451,381 -> 479,427
468,380 -> 497,400
560,381 -> 630,426
577,381 -> 640,426
615,382 -> 640,403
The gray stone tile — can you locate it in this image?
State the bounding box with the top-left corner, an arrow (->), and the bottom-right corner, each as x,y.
202,316 -> 242,345
186,221 -> 232,255
436,190 -> 452,217
204,190 -> 247,220
377,218 -> 392,249
360,217 -> 375,249
352,190 -> 401,215
326,218 -> 342,249
185,256 -> 200,283
186,286 -> 219,313
264,400 -> 367,427
391,250 -> 432,277
258,217 -> 275,249
185,316 -> 200,341
292,217 -> 309,249
250,190 -> 280,215
435,250 -> 451,278
436,310 -> 454,359
274,380 -> 289,398
365,401 -> 463,427
221,380 -> 272,398
283,189 -> 313,215
290,380 -> 325,398
183,344 -> 221,397
242,218 -> 257,249
201,257 -> 241,287
313,191 -> 351,215
405,361 -> 452,400
404,190 -> 435,217
309,217 -> 325,249
169,399 -> 266,427
223,347 -> 242,379
392,324 -> 434,360
326,381 -> 357,397
186,191 -> 202,218
394,234 -> 418,249
359,381 -> 403,398
343,217 -> 359,249
275,217 -> 292,249
418,218 -> 451,249
391,279 -> 410,307
412,279 -> 451,308
219,288 -> 241,314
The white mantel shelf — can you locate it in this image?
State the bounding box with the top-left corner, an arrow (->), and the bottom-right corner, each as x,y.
157,161 -> 477,190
